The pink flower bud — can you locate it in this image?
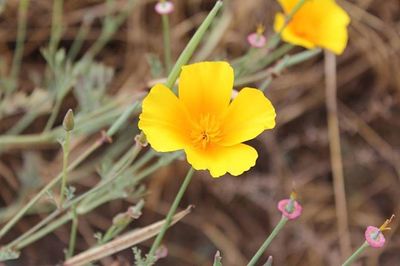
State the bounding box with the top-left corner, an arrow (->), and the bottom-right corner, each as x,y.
155,1 -> 174,15
247,33 -> 267,48
365,226 -> 386,248
277,199 -> 302,220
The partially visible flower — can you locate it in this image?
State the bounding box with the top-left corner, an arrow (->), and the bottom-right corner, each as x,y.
274,0 -> 350,55
365,226 -> 385,248
247,24 -> 267,48
139,62 -> 276,177
155,0 -> 174,15
365,215 -> 394,248
277,192 -> 302,220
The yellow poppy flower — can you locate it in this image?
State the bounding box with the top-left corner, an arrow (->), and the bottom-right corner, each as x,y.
138,62 -> 276,177
274,0 -> 350,55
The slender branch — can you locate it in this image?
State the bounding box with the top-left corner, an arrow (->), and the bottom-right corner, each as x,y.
162,14 -> 172,73
324,50 -> 351,259
9,0 -> 30,91
147,167 -> 195,258
247,216 -> 288,266
67,205 -> 79,258
342,242 -> 369,266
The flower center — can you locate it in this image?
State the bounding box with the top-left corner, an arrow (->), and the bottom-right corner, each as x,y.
190,114 -> 222,149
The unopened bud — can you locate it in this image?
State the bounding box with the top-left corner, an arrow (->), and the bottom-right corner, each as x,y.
63,109 -> 74,131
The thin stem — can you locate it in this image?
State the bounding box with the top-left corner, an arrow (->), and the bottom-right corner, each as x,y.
9,153 -> 171,250
9,0 -> 30,91
49,0 -> 63,57
325,50 -> 351,259
247,216 -> 288,266
162,14 -> 172,73
1,101 -> 140,241
0,138 -> 101,240
147,167 -> 195,258
67,17 -> 92,61
16,213 -> 72,250
166,0 -> 223,90
67,205 -> 79,258
44,98 -> 62,132
342,242 -> 369,266
59,129 -> 71,208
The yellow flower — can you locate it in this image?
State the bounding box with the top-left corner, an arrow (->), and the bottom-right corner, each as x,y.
138,62 -> 276,177
274,0 -> 350,55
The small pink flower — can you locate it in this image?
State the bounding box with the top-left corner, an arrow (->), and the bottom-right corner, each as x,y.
155,1 -> 174,15
365,226 -> 386,248
277,199 -> 302,220
247,33 -> 267,48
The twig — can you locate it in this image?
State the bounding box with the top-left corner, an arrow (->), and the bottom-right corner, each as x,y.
324,50 -> 351,260
64,206 -> 193,266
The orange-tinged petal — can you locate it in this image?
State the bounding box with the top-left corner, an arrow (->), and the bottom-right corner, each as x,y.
185,143 -> 258,177
220,88 -> 276,146
179,61 -> 233,118
274,12 -> 316,49
317,4 -> 350,54
277,0 -> 299,14
138,84 -> 189,152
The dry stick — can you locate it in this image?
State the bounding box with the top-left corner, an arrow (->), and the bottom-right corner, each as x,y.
324,50 -> 351,260
63,206 -> 193,266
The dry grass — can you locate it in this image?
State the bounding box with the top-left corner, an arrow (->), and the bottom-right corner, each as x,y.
0,0 -> 399,265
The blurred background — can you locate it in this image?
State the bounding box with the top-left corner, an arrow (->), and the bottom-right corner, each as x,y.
0,0 -> 399,265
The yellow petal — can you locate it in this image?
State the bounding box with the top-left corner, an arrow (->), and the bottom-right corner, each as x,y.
179,62 -> 234,118
274,0 -> 350,55
138,84 -> 189,152
220,88 -> 276,146
317,3 -> 350,54
274,12 -> 316,49
185,143 -> 258,177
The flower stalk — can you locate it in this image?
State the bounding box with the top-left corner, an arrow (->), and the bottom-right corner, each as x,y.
247,216 -> 288,266
67,205 -> 78,259
59,109 -> 74,208
341,242 -> 369,266
162,14 -> 172,73
165,0 -> 223,90
147,167 -> 195,259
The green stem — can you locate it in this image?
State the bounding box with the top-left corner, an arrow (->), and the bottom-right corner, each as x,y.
67,205 -> 78,258
247,216 -> 288,266
15,212 -> 72,250
148,167 -> 195,258
49,0 -> 63,57
9,0 -> 30,92
0,137 -> 101,241
44,98 -> 62,132
59,129 -> 71,208
342,242 -> 369,266
162,14 -> 172,73
165,0 -> 223,90
67,17 -> 92,61
9,154 -> 170,250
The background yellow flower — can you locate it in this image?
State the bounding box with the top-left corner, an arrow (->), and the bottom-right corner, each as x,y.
274,0 -> 351,54
139,62 -> 276,177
